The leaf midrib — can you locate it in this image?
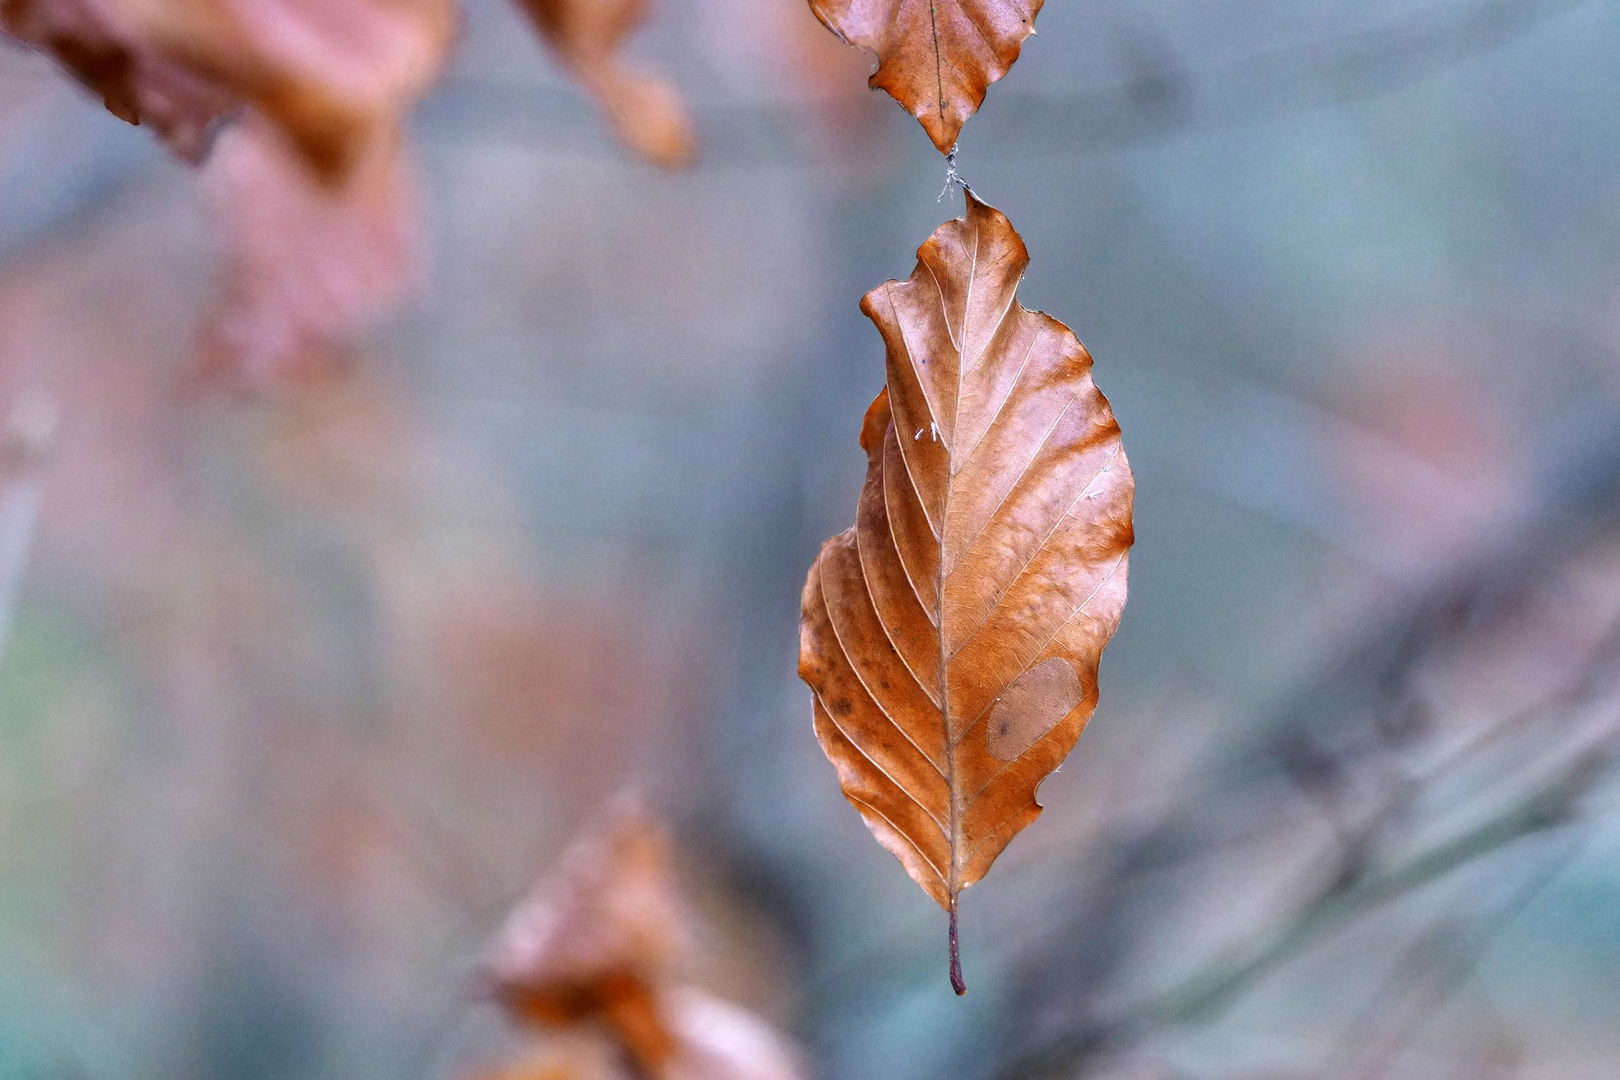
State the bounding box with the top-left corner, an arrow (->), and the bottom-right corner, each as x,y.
937,216 -> 981,894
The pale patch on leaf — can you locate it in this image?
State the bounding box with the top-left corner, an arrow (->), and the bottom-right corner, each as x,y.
659,989 -> 804,1080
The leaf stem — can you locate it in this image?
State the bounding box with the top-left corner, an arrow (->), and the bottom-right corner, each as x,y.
949,896 -> 966,995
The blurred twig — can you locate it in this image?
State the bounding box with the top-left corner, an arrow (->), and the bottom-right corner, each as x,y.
1136,751 -> 1605,1032
992,742 -> 1611,1080
1327,832 -> 1583,1079
981,405 -> 1620,1080
0,393 -> 54,657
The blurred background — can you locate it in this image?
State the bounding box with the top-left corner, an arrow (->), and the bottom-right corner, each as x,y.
3,0 -> 1620,1078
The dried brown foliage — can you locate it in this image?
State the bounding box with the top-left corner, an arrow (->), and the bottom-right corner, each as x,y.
799,192 -> 1133,992
2,0 -> 455,180
199,120 -> 418,389
3,0 -> 698,387
119,0 -> 454,181
488,808 -> 688,1072
807,0 -> 1041,153
482,806 -> 803,1080
513,0 -> 695,169
0,0 -> 448,386
1,0 -> 236,161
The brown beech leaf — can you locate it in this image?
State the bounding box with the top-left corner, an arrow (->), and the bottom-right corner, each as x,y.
3,0 -> 453,180
486,804 -> 691,1076
120,0 -> 455,182
798,192 -> 1133,992
199,119 -> 418,389
483,806 -> 804,1080
465,990 -> 804,1080
512,0 -> 695,168
1,0 -> 238,162
807,0 -> 1041,153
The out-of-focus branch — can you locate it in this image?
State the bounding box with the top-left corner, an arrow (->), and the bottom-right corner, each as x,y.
992,736 -> 1612,1080
983,405 -> 1620,1080
0,393 -> 54,657
1326,839 -> 1580,1080
1134,749 -> 1607,1033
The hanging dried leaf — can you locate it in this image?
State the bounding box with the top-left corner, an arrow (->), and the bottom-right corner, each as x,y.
1,0 -> 238,161
486,804 -> 691,1076
483,805 -> 804,1080
119,0 -> 455,181
3,0 -> 453,180
807,0 -> 1042,153
198,120 -> 418,389
512,0 -> 695,168
5,2 -> 446,388
799,192 -> 1133,992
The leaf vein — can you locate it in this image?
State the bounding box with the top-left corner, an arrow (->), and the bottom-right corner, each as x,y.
847,791 -> 949,886
947,440 -> 1122,658
885,436 -> 942,626
818,689 -> 949,836
953,550 -> 1128,767
946,389 -> 1075,580
823,552 -> 947,770
954,318 -> 1039,471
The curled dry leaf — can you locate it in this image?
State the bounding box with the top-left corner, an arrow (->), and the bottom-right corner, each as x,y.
1,0 -> 238,161
807,0 -> 1042,153
3,0 -> 454,180
199,120 -> 417,389
5,1 -> 448,388
118,0 -> 455,181
487,804 -> 689,1075
799,192 -> 1133,992
484,806 -> 803,1080
486,804 -> 690,1078
513,0 -> 695,168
